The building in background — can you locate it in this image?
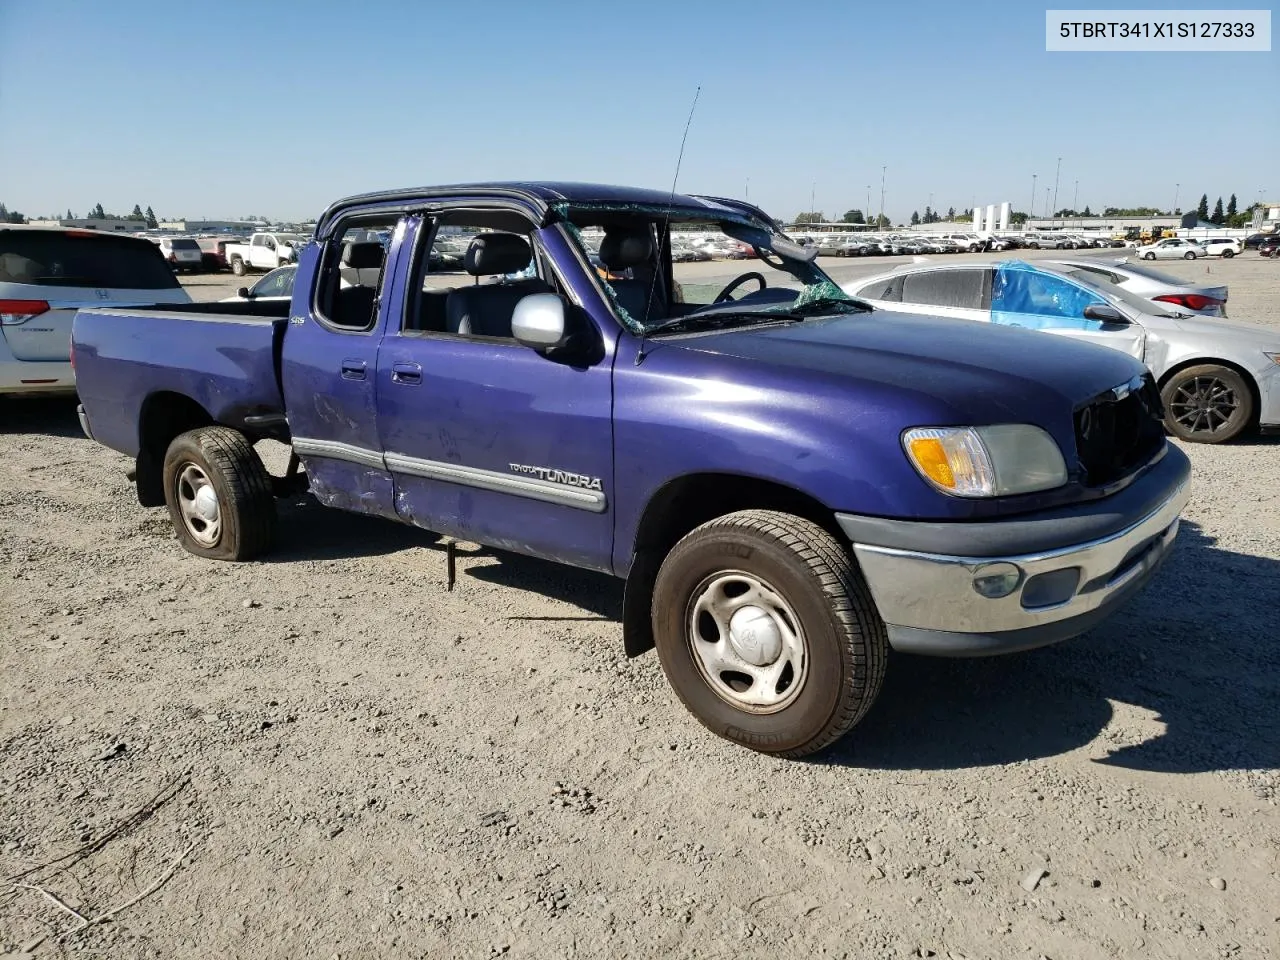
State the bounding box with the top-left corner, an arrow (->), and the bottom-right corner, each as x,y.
25,217 -> 143,232
158,219 -> 256,235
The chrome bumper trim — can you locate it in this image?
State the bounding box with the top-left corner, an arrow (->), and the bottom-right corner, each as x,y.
850,478 -> 1190,635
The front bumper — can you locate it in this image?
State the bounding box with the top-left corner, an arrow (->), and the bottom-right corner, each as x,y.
839,447 -> 1191,656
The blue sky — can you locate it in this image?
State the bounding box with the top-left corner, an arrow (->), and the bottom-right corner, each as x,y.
1,0 -> 1275,223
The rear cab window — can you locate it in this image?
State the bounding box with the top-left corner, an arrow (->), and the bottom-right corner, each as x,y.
0,230 -> 180,289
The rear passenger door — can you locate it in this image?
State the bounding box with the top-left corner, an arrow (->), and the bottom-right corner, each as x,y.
374,209 -> 616,573
892,268 -> 991,323
280,215 -> 405,520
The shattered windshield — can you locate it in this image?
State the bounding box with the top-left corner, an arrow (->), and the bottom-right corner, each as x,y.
557,203 -> 860,334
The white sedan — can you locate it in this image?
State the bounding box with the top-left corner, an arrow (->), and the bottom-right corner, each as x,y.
1133,237 -> 1206,261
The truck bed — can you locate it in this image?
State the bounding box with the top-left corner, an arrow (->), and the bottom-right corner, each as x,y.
73,300 -> 291,458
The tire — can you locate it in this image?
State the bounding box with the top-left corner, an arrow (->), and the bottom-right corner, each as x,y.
1184,251 -> 1196,260
651,510 -> 888,758
1160,364 -> 1254,444
162,426 -> 277,560
1222,249 -> 1234,258
231,257 -> 246,276
1143,252 -> 1156,260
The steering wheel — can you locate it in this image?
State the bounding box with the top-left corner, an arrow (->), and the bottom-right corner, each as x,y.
714,272 -> 767,304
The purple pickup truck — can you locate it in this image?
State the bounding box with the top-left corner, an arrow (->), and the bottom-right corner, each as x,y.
72,183 -> 1190,757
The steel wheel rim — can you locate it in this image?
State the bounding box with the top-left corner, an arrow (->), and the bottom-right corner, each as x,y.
1170,376 -> 1239,435
686,570 -> 808,714
176,463 -> 221,546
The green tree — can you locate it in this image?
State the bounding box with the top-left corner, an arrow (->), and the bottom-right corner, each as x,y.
910,210 -> 920,226
841,209 -> 865,224
1211,197 -> 1224,224
129,204 -> 145,221
145,206 -> 158,228
1082,205 -> 1092,217
793,211 -> 824,224
90,202 -> 106,219
870,214 -> 890,229
1009,211 -> 1029,225
1226,194 -> 1237,219
1196,194 -> 1209,220
946,206 -> 955,220
66,208 -> 75,220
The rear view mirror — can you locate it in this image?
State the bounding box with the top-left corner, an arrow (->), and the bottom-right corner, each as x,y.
512,293 -> 570,350
1083,303 -> 1126,324
236,287 -> 251,299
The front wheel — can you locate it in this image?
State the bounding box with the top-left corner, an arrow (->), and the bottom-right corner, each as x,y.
1143,251 -> 1156,260
652,510 -> 888,758
1160,364 -> 1254,443
1184,251 -> 1197,260
162,427 -> 277,560
1221,249 -> 1234,258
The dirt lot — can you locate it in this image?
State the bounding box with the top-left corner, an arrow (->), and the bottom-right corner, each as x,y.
2,253 -> 1278,959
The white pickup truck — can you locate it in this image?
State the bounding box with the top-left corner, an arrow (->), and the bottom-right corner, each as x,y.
224,232 -> 308,276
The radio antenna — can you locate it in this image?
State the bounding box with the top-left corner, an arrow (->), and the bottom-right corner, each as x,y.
636,84 -> 700,365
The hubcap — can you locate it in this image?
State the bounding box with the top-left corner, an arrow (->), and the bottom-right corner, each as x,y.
1170,376 -> 1239,435
176,463 -> 221,546
687,571 -> 807,713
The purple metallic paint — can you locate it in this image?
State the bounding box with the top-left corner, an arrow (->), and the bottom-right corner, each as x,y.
73,183 -> 1159,583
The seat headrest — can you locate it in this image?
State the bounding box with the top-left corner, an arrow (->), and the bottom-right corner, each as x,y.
599,228 -> 655,270
464,233 -> 532,276
342,241 -> 385,270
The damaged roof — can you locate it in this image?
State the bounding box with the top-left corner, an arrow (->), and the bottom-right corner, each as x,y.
317,182 -> 766,238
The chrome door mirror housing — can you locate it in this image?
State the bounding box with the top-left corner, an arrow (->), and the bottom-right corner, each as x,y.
512,293 -> 570,350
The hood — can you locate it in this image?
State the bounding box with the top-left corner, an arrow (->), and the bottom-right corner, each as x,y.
669,311 -> 1145,424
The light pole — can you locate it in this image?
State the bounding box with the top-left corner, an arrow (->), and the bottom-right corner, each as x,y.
879,165 -> 886,228
1052,156 -> 1062,221
810,181 -> 816,217
1045,187 -> 1051,218
1073,179 -> 1079,213
866,185 -> 871,222
1031,174 -> 1037,219
1173,182 -> 1180,214
745,177 -> 749,200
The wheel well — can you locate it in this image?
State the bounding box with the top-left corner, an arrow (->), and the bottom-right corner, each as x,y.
1157,359 -> 1261,426
135,392 -> 213,506
621,474 -> 840,658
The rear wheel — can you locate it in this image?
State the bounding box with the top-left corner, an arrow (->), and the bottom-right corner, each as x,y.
1160,364 -> 1254,444
652,510 -> 888,758
1143,252 -> 1156,260
1184,251 -> 1197,260
231,257 -> 246,276
1222,249 -> 1235,258
162,427 -> 276,560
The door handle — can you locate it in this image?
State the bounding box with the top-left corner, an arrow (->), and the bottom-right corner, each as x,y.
391,362 -> 423,385
341,359 -> 367,380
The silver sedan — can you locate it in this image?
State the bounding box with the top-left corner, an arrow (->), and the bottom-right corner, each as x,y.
1047,257 -> 1228,317
843,260 -> 1280,443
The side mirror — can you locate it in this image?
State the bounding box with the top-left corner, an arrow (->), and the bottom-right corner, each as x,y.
1083,303 -> 1126,324
512,293 -> 570,350
236,287 -> 251,299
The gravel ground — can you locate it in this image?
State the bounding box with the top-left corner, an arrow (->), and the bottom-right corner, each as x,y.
1,252 -> 1277,959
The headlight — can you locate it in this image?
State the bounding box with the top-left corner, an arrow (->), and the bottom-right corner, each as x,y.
902,425 -> 1067,498
1265,353 -> 1280,366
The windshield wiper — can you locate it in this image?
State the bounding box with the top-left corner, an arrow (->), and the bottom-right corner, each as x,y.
643,310 -> 801,337
779,296 -> 871,316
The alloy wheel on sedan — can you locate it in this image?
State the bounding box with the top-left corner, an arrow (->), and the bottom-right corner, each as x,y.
1161,364 -> 1254,443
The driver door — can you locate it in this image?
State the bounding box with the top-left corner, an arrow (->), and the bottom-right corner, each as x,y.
991,265 -> 1145,361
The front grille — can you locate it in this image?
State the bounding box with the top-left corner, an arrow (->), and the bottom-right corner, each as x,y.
1074,374 -> 1165,486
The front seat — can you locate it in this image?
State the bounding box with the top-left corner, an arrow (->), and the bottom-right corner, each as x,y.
599,227 -> 665,324
330,241 -> 386,328
444,233 -> 548,337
